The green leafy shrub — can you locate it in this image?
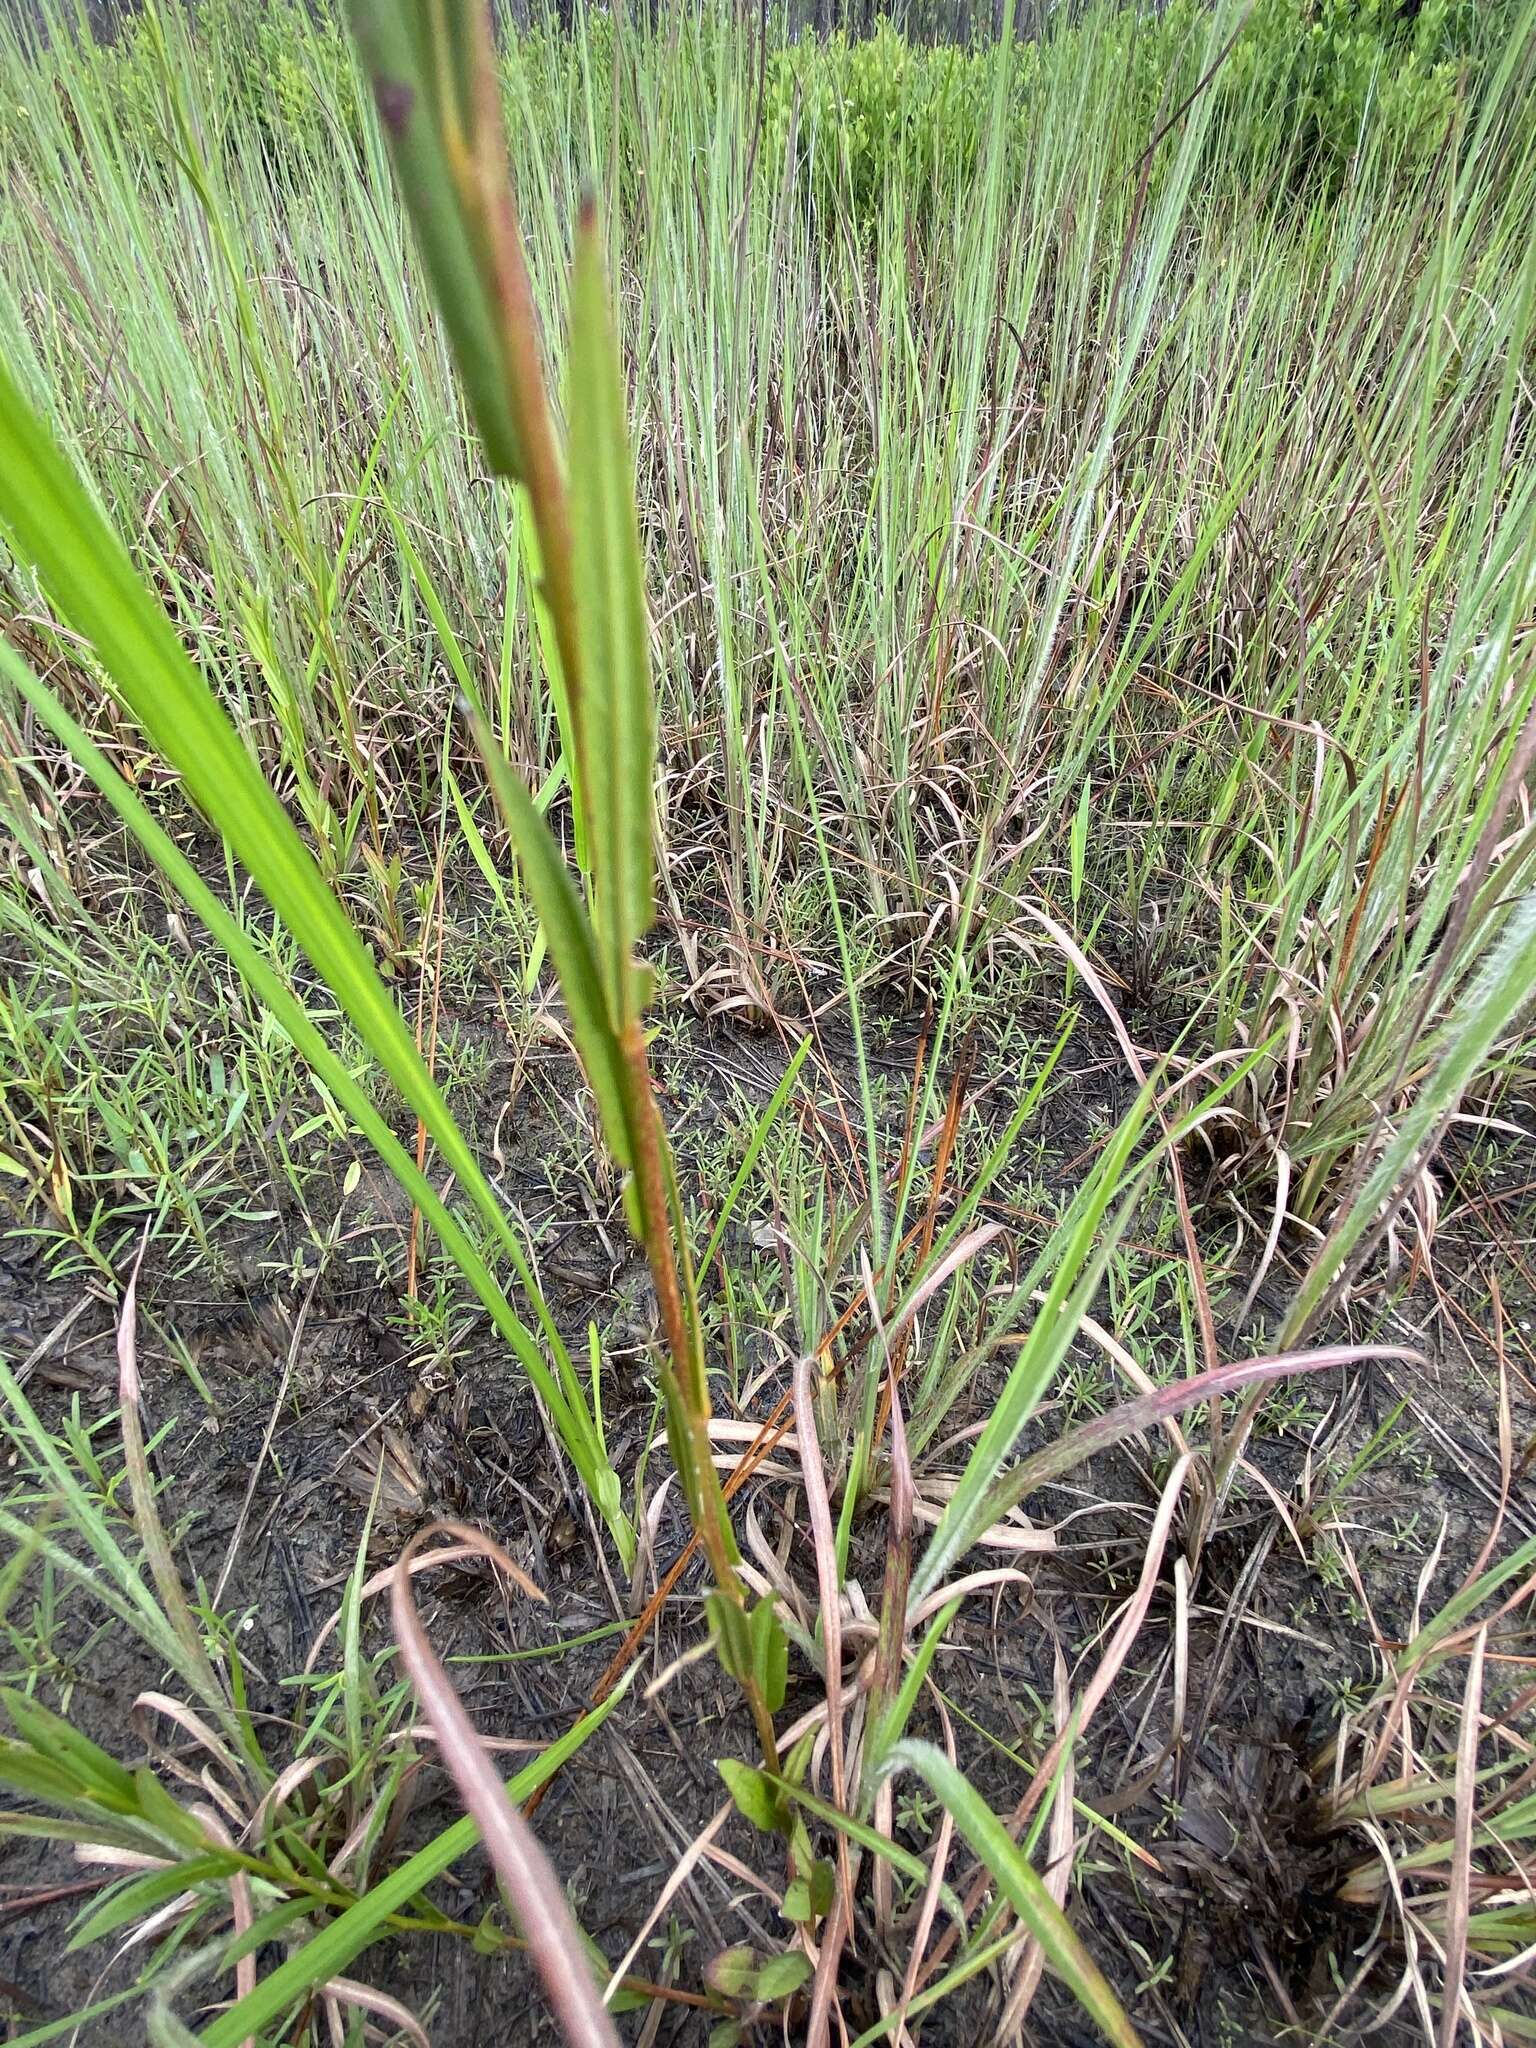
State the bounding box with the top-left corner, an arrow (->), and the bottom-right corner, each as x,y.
13,0 -> 1507,220
1222,0 -> 1497,181
762,0 -> 1512,225
101,0 -> 360,159
765,21 -> 996,218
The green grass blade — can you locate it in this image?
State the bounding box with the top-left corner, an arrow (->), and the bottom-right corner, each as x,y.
1285,889 -> 1536,1338
567,198 -> 657,1026
469,707 -> 636,1177
878,1740 -> 1139,2048
908,1094 -> 1153,1606
342,0 -> 521,479
696,1035 -> 812,1276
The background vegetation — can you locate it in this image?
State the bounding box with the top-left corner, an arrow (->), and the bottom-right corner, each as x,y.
0,0 -> 1533,2040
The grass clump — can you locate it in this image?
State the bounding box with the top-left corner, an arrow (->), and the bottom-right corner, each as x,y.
0,0 -> 1534,2042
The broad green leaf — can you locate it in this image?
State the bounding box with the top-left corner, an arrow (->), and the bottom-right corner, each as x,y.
716,1758 -> 784,1836
703,1591 -> 757,1694
782,1860 -> 834,1926
706,1945 -> 762,1999
0,1812 -> 160,1855
755,1951 -> 814,2000
749,1595 -> 789,1716
706,1945 -> 811,2003
133,1766 -> 219,1853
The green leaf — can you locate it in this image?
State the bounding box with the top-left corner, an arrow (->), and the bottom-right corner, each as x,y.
908,1094 -> 1153,1607
468,709 -> 636,1176
705,1944 -> 810,2004
755,1951 -> 814,2000
781,1876 -> 812,1924
749,1596 -> 789,1716
130,1767 -> 227,1853
704,1591 -> 754,1689
1286,891 -> 1536,1338
566,199 -> 657,1028
0,375 -> 625,1494
216,1896 -> 319,1971
782,1860 -> 833,1926
878,1742 -> 1139,2047
716,1759 -> 784,1836
706,1944 -> 760,1998
1,1985 -> 144,2047
342,0 -> 522,479
2,1692 -> 138,1811
68,1856 -> 243,1953
0,1811 -> 157,1855
0,1738 -> 95,1810
696,1037 -> 813,1275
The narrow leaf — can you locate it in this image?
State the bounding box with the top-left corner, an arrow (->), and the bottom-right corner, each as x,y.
566,198 -> 656,1024
878,1742 -> 1139,2048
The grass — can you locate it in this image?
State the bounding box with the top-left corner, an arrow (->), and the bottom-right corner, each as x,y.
0,0 -> 1534,2041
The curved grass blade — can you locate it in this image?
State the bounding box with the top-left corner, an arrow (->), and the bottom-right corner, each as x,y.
908,1094 -> 1152,1607
972,1342 -> 1422,1531
390,1524 -> 620,2048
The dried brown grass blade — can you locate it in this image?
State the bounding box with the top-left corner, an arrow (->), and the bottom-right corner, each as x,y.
1439,1625 -> 1488,2048
389,1523 -> 617,2048
323,1977 -> 432,2048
